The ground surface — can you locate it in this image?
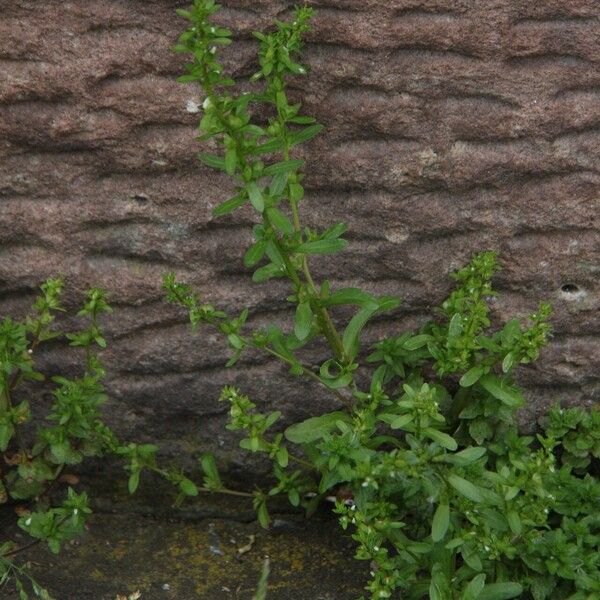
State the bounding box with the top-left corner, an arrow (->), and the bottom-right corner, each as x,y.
0,474 -> 367,600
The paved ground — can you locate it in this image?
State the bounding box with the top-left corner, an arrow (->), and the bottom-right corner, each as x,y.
0,473 -> 368,600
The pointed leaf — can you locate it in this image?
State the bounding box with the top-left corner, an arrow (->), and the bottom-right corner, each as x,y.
460,366 -> 484,387
294,302 -> 312,341
479,375 -> 524,408
448,474 -> 484,503
479,583 -> 523,600
431,503 -> 450,542
295,239 -> 348,255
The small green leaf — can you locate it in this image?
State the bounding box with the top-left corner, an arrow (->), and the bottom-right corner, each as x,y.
244,240 -> 267,267
506,510 -> 522,534
294,302 -> 312,341
479,375 -> 524,407
200,453 -> 222,489
128,471 -> 140,494
295,239 -> 348,255
448,313 -> 463,338
431,502 -> 450,542
290,124 -> 324,146
378,413 -> 414,430
461,574 -> 486,600
403,334 -> 432,350
424,428 -> 458,451
198,152 -> 226,170
479,583 -> 523,600
285,412 -> 350,444
502,352 -> 514,373
257,501 -> 270,529
252,263 -> 283,282
342,303 -> 379,361
437,446 -> 486,466
267,207 -> 294,236
179,477 -> 198,497
448,474 -> 484,503
225,148 -> 237,175
246,182 -> 265,213
212,194 -> 246,216
262,159 -> 304,176
324,287 -> 377,307
460,366 -> 484,387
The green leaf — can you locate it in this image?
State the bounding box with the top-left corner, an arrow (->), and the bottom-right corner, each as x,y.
461,574 -> 487,600
198,152 -> 226,171
284,412 -> 350,444
295,239 -> 348,255
448,474 -> 484,503
460,366 -> 484,387
267,207 -> 294,236
448,313 -> 463,338
244,240 -> 267,267
506,510 -> 522,534
0,423 -> 14,451
502,352 -> 514,373
403,334 -> 432,350
246,182 -> 265,213
479,375 -> 524,407
128,471 -> 140,494
262,159 -> 304,176
179,477 -> 198,496
252,263 -> 283,283
200,453 -> 222,489
225,148 -> 237,175
431,502 -> 450,542
290,124 -> 324,146
212,194 -> 246,216
257,500 -> 270,529
479,583 -> 523,600
437,446 -> 486,466
378,413 -> 414,430
294,302 -> 312,341
324,287 -> 377,307
342,303 -> 379,361
253,139 -> 285,155
424,428 -> 458,451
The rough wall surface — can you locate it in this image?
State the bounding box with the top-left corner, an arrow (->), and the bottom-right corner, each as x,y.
1,0 -> 599,470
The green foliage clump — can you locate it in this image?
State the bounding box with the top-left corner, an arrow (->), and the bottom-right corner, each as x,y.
0,282 -> 200,598
167,3 -> 600,599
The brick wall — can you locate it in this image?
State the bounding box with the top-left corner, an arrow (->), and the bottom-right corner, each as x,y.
1,0 -> 599,469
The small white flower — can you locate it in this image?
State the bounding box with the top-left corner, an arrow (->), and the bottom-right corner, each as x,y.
186,99 -> 200,113
25,518 -> 32,526
210,46 -> 217,54
362,481 -> 369,488
202,97 -> 212,110
298,67 -> 306,74
484,545 -> 490,551
74,508 -> 78,515
210,26 -> 216,33
373,546 -> 379,552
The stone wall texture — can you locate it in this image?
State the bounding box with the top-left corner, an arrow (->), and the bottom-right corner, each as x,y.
1,0 -> 599,471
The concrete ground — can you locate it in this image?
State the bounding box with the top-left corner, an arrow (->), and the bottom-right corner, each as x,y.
0,472 -> 368,600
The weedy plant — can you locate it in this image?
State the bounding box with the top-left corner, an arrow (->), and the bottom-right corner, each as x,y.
164,2 -> 600,599
0,281 -> 203,598
165,2 -> 600,599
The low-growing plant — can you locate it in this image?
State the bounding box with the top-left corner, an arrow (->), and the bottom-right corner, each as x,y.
0,281 -> 204,598
164,3 -> 600,599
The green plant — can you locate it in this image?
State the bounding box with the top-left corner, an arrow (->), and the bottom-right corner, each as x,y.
165,2 -> 600,598
0,281 -> 202,598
